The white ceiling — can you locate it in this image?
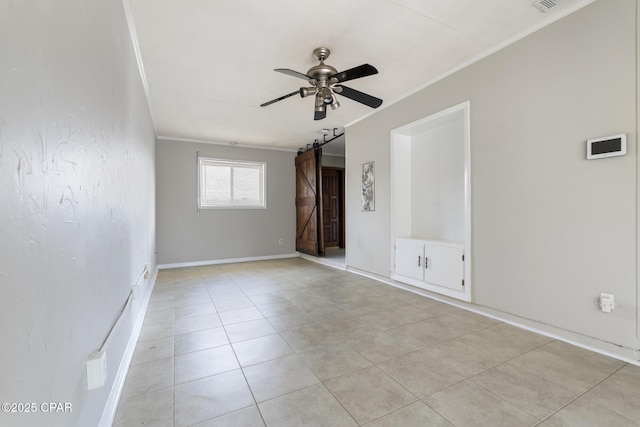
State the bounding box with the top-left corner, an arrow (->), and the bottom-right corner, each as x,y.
127,0 -> 589,156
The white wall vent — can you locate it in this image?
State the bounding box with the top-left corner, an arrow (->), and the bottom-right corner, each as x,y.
532,0 -> 568,13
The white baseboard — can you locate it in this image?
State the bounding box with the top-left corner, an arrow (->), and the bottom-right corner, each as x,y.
347,266 -> 640,366
157,253 -> 298,270
98,267 -> 158,427
297,251 -> 346,270
97,258 -> 638,427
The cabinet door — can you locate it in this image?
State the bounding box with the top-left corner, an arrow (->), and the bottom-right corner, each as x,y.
395,239 -> 425,281
423,244 -> 464,292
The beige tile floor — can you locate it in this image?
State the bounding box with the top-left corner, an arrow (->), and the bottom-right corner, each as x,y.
114,258 -> 640,427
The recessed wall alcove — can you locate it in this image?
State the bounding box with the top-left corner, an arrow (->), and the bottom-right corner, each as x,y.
390,101 -> 471,301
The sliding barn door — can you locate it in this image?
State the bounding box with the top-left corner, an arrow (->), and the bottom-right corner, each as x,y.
295,149 -> 324,256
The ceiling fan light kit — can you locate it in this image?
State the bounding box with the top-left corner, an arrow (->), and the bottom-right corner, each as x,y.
260,47 -> 383,120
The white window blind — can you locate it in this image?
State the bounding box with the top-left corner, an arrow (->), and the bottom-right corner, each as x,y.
198,157 -> 266,208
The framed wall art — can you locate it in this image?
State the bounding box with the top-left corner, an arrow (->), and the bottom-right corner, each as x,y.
361,161 -> 375,211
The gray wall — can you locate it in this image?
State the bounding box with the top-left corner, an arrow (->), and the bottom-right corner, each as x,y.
347,0 -> 639,352
0,1 -> 156,426
322,154 -> 346,169
156,140 -> 296,265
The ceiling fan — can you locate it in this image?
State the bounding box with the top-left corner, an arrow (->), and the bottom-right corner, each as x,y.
260,47 -> 383,120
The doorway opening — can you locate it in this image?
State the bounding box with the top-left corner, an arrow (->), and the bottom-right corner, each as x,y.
295,148 -> 346,269
320,166 -> 345,267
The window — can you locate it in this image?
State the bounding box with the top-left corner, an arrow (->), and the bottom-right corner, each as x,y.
198,157 -> 266,209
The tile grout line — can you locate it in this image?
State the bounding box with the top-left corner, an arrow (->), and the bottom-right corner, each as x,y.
458,339 -> 568,423
128,260 -> 639,426
531,362 -> 630,426
224,267 -> 364,425
168,264 -> 447,425
266,274 -> 423,426
318,376 -> 373,426
236,267 -> 462,425
169,270 -> 177,427
170,286 -> 176,427
218,270 -> 274,427
188,268 -> 257,426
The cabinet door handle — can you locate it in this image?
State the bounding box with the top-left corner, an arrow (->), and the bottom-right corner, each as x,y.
425,257 -> 428,269
417,255 -> 421,267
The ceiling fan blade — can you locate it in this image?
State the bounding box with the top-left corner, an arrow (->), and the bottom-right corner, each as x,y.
331,64 -> 378,83
314,107 -> 327,121
274,68 -> 313,81
260,90 -> 299,107
335,85 -> 383,108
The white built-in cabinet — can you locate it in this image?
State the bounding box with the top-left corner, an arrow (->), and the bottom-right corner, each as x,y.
391,101 -> 471,301
395,238 -> 465,295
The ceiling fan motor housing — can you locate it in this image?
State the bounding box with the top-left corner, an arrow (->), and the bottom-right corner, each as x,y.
306,63 -> 337,85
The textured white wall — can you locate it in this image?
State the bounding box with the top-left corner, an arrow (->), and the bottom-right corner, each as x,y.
156,139 -> 296,265
0,1 -> 156,426
347,0 -> 639,354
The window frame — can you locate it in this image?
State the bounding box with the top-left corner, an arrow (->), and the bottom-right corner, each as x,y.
197,157 -> 267,209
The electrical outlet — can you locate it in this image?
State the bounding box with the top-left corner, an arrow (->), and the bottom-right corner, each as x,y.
87,351 -> 107,390
599,292 -> 615,313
